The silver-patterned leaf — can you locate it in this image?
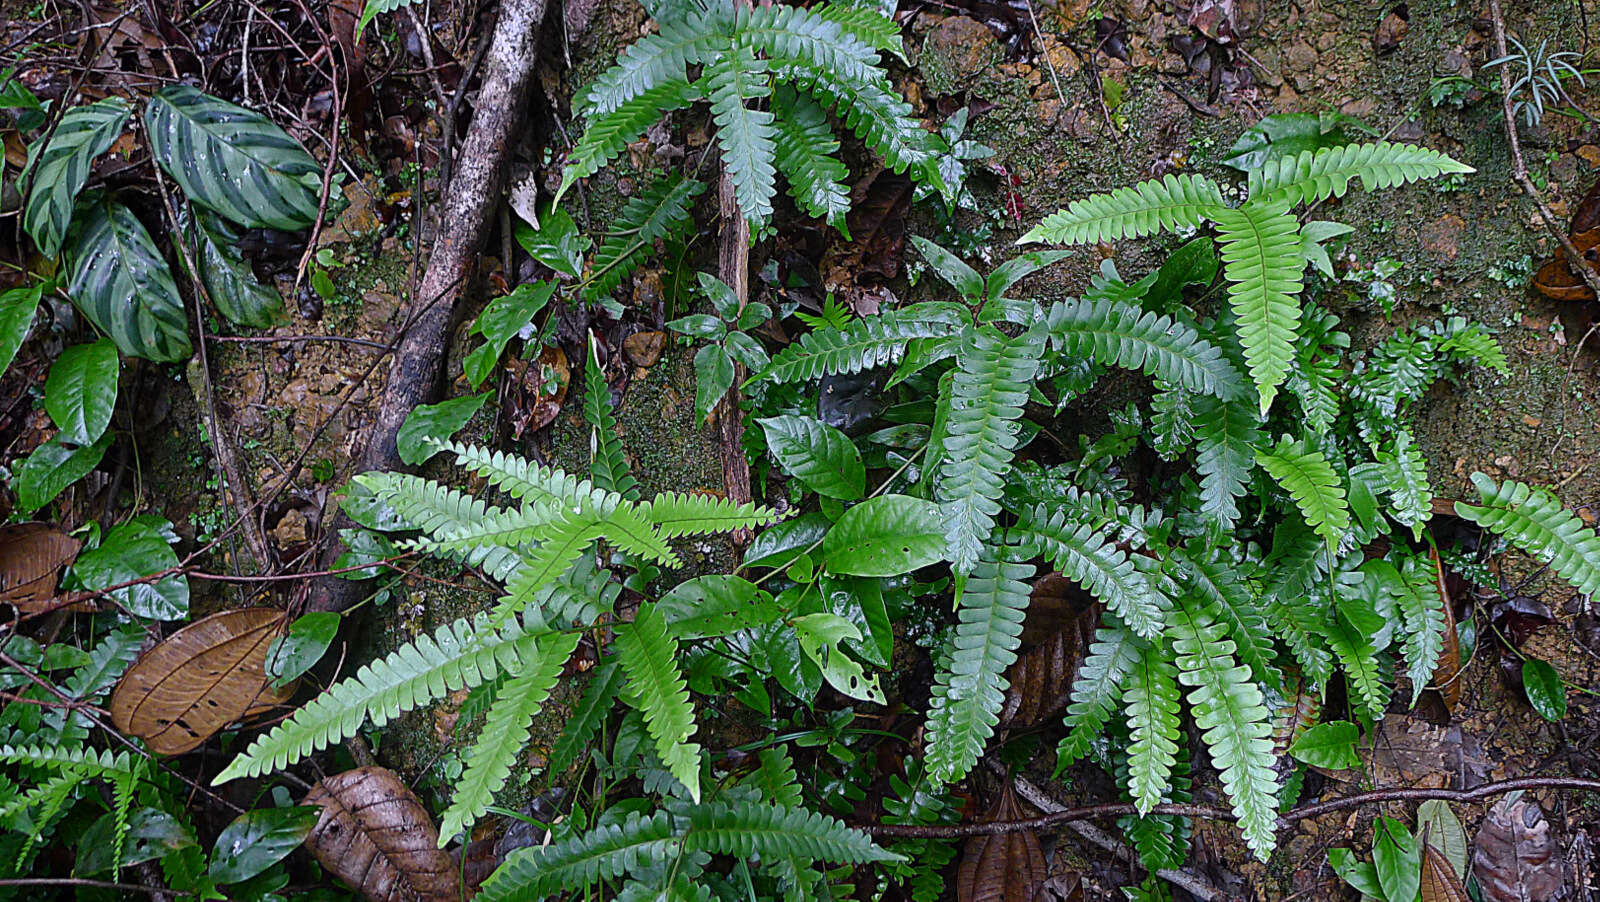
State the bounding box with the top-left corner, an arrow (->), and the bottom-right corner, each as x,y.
143,86 -> 320,231
67,200 -> 192,363
178,205 -> 287,329
22,97 -> 130,258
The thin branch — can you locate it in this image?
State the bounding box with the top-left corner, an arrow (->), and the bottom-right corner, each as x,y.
0,878 -> 192,897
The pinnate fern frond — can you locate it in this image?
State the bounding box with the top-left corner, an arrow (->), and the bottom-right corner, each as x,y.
616,604 -> 702,802
1212,202 -> 1304,415
706,45 -> 779,225
684,801 -> 900,862
1057,623 -> 1143,767
937,326 -> 1044,574
215,616 -> 544,783
1257,439 -> 1349,549
1374,557 -> 1447,706
1171,547 -> 1278,689
772,88 -> 851,233
439,631 -> 579,843
1455,473 -> 1600,595
577,18 -> 725,118
1167,598 -> 1279,859
1326,606 -> 1391,722
812,2 -> 905,59
584,336 -> 639,501
1020,174 -> 1224,246
1192,396 -> 1262,534
1378,430 -> 1432,538
1123,639 -> 1182,815
752,302 -> 967,383
0,745 -> 144,781
561,80 -> 697,193
924,558 -> 1035,783
1014,504 -> 1170,638
584,173 -> 704,305
1044,296 -> 1244,400
477,810 -> 682,902
645,491 -> 786,537
1246,141 -> 1473,208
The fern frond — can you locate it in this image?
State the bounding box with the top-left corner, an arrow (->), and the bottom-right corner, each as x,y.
616,604 -> 702,802
1044,297 -> 1244,400
1326,605 -> 1391,722
561,80 -> 697,192
1168,598 -> 1279,859
812,2 -> 905,59
1123,638 -> 1182,815
684,801 -> 900,862
215,616 -> 544,783
772,88 -> 851,232
937,326 -> 1044,574
706,45 -> 778,225
439,631 -> 578,844
1150,382 -> 1197,460
477,810 -> 682,902
1455,473 -> 1600,595
1246,141 -> 1474,207
1057,622 -> 1143,766
1172,547 -> 1279,688
1212,202 -> 1304,415
1020,174 -> 1224,245
583,173 -> 705,305
645,491 -> 786,537
1257,439 -> 1349,549
752,302 -> 968,383
577,18 -> 725,117
1378,430 -> 1432,538
1015,505 -> 1170,638
550,662 -> 623,775
1192,396 -> 1262,534
1376,556 -> 1447,706
584,338 -> 639,501
0,745 -> 144,781
924,558 -> 1035,783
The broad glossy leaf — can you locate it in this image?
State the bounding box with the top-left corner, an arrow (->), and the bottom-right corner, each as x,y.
209,807 -> 320,884
144,85 -> 320,230
77,807 -> 196,876
182,206 -> 287,328
658,575 -> 778,639
395,392 -> 489,465
22,97 -> 129,257
1374,817 -> 1420,902
1221,111 -> 1370,172
744,512 -> 831,569
265,612 -> 341,687
912,236 -> 984,301
71,517 -> 189,620
303,767 -> 460,900
515,209 -> 590,278
758,414 -> 865,500
1288,720 -> 1361,769
333,527 -> 398,579
466,281 -> 555,389
1329,847 -> 1384,897
693,344 -> 735,424
13,432 -> 111,514
0,285 -> 42,379
66,200 -> 192,362
1521,658 -> 1567,721
44,338 -> 118,445
793,612 -> 884,703
1416,800 -> 1468,879
822,494 -> 946,577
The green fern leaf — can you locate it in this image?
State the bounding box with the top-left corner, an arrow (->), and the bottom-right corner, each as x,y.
583,173 -> 705,305
1455,473 -> 1600,595
1168,598 -> 1279,859
0,745 -> 143,780
772,88 -> 852,233
1044,296 -> 1244,400
1171,546 -> 1279,689
1020,174 -> 1225,245
355,471 -> 521,573
561,80 -> 697,194
477,810 -> 682,902
1257,439 -> 1350,549
706,45 -> 779,225
616,604 -> 702,802
1325,603 -> 1391,722
1212,202 -> 1304,415
439,631 -> 578,844
744,747 -> 805,810
550,662 -> 623,776
1192,396 -> 1262,534
1378,430 -> 1432,538
584,337 -> 640,501
1123,638 -> 1182,815
1149,382 -> 1197,460
1247,141 -> 1474,207
812,2 -> 905,59
1057,622 -> 1143,767
938,326 -> 1045,574
752,302 -> 968,383
577,18 -> 725,117
1014,504 -> 1170,638
214,616 -> 545,783
684,800 -> 900,862
1371,556 -> 1446,706
644,491 -> 786,537
924,558 -> 1035,783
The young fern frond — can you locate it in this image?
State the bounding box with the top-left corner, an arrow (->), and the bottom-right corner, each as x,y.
584,337 -> 640,501
477,810 -> 683,902
1149,382 -> 1198,460
1257,439 -> 1350,550
439,631 -> 579,844
1376,556 -> 1447,706
1245,141 -> 1474,207
1325,607 -> 1391,722
562,80 -> 698,190
1044,296 -> 1245,400
1123,639 -> 1182,815
752,302 -> 968,383
616,604 -> 703,802
1455,473 -> 1600,595
771,88 -> 852,233
1212,202 -> 1304,415
214,615 -> 545,783
583,173 -> 704,305
937,326 -> 1045,574
1020,174 -> 1225,245
1167,598 -> 1279,859
1192,396 -> 1262,534
923,558 -> 1035,783
1013,505 -> 1170,638
705,45 -> 778,226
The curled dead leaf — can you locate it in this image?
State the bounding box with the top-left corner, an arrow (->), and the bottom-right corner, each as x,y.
957,781 -> 1047,902
999,573 -> 1097,728
1422,840 -> 1471,902
623,330 -> 666,367
109,608 -> 293,755
1270,666 -> 1322,760
1472,797 -> 1565,902
506,344 -> 569,440
1429,548 -> 1463,711
303,766 -> 461,902
0,523 -> 81,613
1532,228 -> 1600,302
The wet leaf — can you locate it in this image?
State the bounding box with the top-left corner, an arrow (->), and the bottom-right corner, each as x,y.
144,86 -> 320,231
794,612 -> 885,703
66,199 -> 192,362
22,97 -> 130,258
1421,840 -> 1470,902
692,344 -> 735,425
1374,816 -> 1421,902
265,612 -> 341,687
999,573 -> 1097,728
71,516 -> 189,620
181,206 -> 288,329
44,337 -> 118,445
11,433 -> 112,514
109,608 -> 293,755
302,766 -> 460,902
822,494 -> 946,577
0,523 -> 80,612
465,281 -> 555,390
1220,111 -> 1372,172
658,575 -> 779,640
77,807 -> 196,875
514,208 -> 589,279
624,330 -> 666,367
1290,721 -> 1362,770
209,806 -> 320,884
1417,799 -> 1469,879
1520,658 -> 1567,721
396,392 -> 490,465
0,285 -> 42,379
957,782 -> 1047,902
758,414 -> 866,500
744,512 -> 832,570
334,528 -> 399,580
1473,797 -> 1565,902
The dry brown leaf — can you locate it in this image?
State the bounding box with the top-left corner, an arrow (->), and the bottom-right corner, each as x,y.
623,331 -> 666,367
0,523 -> 80,613
506,345 -> 570,440
1423,840 -> 1471,902
1429,548 -> 1463,711
303,767 -> 460,902
999,573 -> 1097,729
109,608 -> 294,755
1532,228 -> 1600,302
1473,797 -> 1565,902
1270,667 -> 1322,759
957,781 -> 1047,902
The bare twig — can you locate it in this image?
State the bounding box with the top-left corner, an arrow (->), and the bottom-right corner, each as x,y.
0,878 -> 192,897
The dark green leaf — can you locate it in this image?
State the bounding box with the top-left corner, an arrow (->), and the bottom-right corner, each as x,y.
1521,658 -> 1567,721
911,236 -> 984,301
986,250 -> 1073,301
22,97 -> 130,258
658,575 -> 779,639
667,314 -> 727,339
182,206 -> 287,329
1288,720 -> 1362,769
77,807 -> 196,875
265,612 -> 340,687
1221,111 -> 1373,172
333,527 -> 398,580
1329,847 -> 1384,897
208,806 -> 320,884
725,331 -> 770,371
693,344 -> 735,424
758,415 -> 866,500
1373,816 -> 1420,902
66,199 -> 192,362
744,512 -> 832,569
44,337 -> 118,445
70,516 -> 189,619
822,494 -> 946,577
468,281 -> 556,388
758,618 -> 821,702
699,272 -> 743,320
1148,236 -> 1218,309
395,392 -> 490,465
0,285 -> 42,379
13,432 -> 111,514
514,209 -> 589,278
144,86 -> 321,230
820,574 -> 892,667
338,479 -> 407,531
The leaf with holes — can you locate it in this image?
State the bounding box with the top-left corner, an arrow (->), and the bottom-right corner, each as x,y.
0,523 -> 80,613
794,612 -> 885,703
822,494 -> 946,577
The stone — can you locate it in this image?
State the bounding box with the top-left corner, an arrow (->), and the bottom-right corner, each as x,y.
1421,214 -> 1466,262
271,508 -> 309,547
922,16 -> 1001,90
